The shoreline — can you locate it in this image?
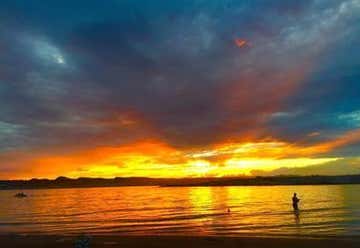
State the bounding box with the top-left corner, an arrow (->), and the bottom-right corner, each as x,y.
1,183 -> 360,191
2,175 -> 360,190
1,235 -> 360,248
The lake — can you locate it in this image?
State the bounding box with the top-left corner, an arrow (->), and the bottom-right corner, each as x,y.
1,185 -> 360,237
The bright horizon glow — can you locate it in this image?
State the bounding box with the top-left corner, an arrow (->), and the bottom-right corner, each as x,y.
3,138 -> 347,180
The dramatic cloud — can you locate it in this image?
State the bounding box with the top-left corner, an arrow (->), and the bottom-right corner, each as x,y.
0,0 -> 360,179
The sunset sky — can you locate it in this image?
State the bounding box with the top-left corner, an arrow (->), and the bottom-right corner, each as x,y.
1,0 -> 360,179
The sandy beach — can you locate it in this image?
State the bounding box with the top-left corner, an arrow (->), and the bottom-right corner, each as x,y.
1,235 -> 360,248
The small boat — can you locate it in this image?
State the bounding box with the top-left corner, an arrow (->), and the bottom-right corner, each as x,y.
14,192 -> 27,198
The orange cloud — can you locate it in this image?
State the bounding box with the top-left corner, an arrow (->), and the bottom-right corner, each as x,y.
234,38 -> 250,48
2,127 -> 360,179
309,128 -> 360,154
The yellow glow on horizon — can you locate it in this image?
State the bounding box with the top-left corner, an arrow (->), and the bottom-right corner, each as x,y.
66,151 -> 339,179
186,160 -> 212,177
223,157 -> 339,175
5,138 -> 349,179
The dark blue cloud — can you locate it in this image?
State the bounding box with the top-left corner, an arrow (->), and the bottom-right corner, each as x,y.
0,0 -> 359,158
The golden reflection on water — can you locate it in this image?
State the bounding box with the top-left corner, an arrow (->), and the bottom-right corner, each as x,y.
189,187 -> 214,211
0,185 -> 360,236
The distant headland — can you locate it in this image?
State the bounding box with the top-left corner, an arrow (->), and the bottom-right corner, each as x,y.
1,174 -> 360,190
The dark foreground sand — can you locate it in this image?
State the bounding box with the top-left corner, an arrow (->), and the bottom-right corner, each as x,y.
1,235 -> 360,248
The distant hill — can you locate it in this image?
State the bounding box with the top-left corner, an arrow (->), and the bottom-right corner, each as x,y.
1,174 -> 360,190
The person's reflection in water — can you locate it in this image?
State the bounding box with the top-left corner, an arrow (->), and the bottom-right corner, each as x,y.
294,209 -> 300,225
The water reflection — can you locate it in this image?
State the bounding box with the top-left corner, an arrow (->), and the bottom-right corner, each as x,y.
0,185 -> 360,236
294,210 -> 300,225
189,187 -> 213,212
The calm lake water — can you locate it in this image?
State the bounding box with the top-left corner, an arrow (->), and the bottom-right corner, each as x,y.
1,185 -> 360,237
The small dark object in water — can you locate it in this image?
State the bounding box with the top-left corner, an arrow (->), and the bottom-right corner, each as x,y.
74,235 -> 91,248
227,208 -> 231,213
14,192 -> 27,198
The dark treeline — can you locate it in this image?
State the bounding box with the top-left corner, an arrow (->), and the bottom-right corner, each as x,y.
1,175 -> 360,190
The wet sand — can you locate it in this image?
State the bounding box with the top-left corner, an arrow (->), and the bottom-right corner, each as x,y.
1,235 -> 360,248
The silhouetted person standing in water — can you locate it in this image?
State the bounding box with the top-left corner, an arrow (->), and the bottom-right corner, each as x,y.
292,193 -> 300,211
